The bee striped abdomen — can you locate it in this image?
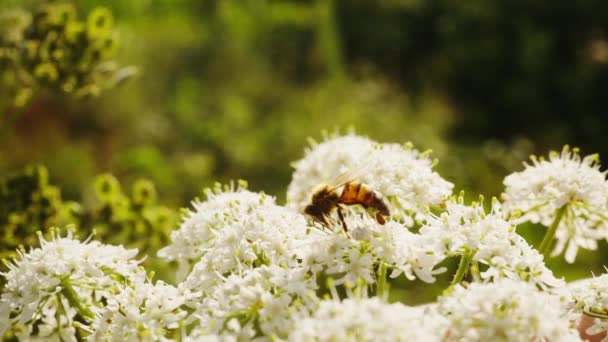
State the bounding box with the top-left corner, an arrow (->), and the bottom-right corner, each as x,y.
339,182 -> 390,221
340,182 -> 362,204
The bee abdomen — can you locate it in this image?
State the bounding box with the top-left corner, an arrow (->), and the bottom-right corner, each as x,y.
373,195 -> 390,216
340,182 -> 361,203
341,183 -> 389,212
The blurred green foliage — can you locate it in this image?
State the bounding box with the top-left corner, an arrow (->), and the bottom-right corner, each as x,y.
1,1 -> 606,199
0,1 -> 136,114
0,165 -> 68,257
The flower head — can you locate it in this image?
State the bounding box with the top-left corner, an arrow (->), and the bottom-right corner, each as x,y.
420,197 -> 562,288
0,231 -> 145,340
502,146 -> 608,262
87,280 -> 186,341
287,134 -> 453,227
158,182 -> 311,282
296,214 -> 445,287
567,272 -> 608,338
289,297 -> 446,342
438,279 -> 579,342
182,264 -> 317,340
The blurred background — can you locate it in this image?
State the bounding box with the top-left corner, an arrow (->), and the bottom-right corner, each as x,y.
1,0 -> 607,301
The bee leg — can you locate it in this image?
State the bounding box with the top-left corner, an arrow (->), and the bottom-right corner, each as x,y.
336,206 -> 349,235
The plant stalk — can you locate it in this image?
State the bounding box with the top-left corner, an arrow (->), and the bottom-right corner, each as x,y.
538,204 -> 568,257
469,260 -> 481,282
451,248 -> 474,286
60,279 -> 95,321
377,262 -> 388,298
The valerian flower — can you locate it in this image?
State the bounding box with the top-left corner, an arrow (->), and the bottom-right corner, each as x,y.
502,146 -> 608,263
0,231 -> 145,340
287,133 -> 453,227
289,297 -> 446,342
419,196 -> 563,288
158,182 -> 311,282
438,279 -> 580,342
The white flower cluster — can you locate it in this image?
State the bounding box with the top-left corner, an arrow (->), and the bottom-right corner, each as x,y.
289,297 -> 447,342
482,236 -> 563,289
0,232 -> 143,339
503,146 -> 608,262
183,264 -> 317,340
287,134 -> 453,226
438,279 -> 580,342
156,179 -> 451,340
87,280 -> 186,341
158,182 -> 310,281
0,232 -> 185,341
568,272 -> 608,338
420,197 -> 562,288
5,136 -> 608,341
298,216 -> 444,285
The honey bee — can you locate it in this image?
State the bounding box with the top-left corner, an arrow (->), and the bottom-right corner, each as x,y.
304,170 -> 390,232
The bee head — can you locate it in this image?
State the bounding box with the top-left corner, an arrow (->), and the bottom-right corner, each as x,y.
304,203 -> 329,226
304,204 -> 321,217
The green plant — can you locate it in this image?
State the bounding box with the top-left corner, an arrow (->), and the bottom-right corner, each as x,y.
0,2 -> 136,114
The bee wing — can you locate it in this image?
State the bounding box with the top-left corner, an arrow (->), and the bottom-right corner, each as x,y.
326,160 -> 375,192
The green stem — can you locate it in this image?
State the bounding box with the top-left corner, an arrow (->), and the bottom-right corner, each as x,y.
538,204 -> 568,257
451,249 -> 474,286
377,262 -> 388,298
60,279 -> 95,321
469,260 -> 481,282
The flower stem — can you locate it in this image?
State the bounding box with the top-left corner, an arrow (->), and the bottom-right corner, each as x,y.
60,279 -> 95,321
469,260 -> 481,282
538,204 -> 568,257
377,262 -> 388,298
451,249 -> 474,287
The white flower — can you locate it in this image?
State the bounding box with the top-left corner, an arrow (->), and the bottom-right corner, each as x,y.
325,247 -> 375,285
295,214 -> 445,287
370,220 -> 445,283
289,297 -> 446,342
502,146 -> 608,263
0,231 -> 145,340
158,182 -> 311,282
420,197 -> 562,288
438,279 -> 580,342
481,235 -> 564,289
287,133 -> 453,226
87,280 -> 186,341
183,264 -> 317,340
569,273 -> 608,314
420,198 -> 512,257
568,272 -> 608,338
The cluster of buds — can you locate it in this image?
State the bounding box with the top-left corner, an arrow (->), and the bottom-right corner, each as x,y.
0,3 -> 136,107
